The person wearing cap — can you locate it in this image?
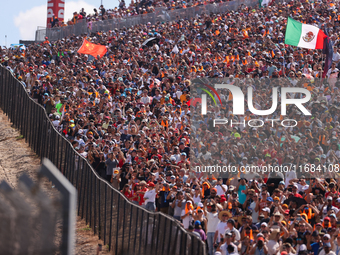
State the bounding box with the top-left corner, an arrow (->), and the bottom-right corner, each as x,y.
331,230 -> 340,255
260,207 -> 271,225
291,184 -> 303,199
296,244 -> 309,255
282,242 -> 296,255
143,182 -> 159,211
308,231 -> 321,254
321,197 -> 339,218
194,220 -> 207,241
256,188 -> 270,214
134,179 -> 148,204
319,241 -> 335,255
203,198 -> 219,255
193,207 -> 207,234
278,181 -> 285,191
329,214 -> 337,228
179,141 -> 190,158
216,232 -> 238,255
325,182 -> 340,201
177,152 -> 189,167
335,198 -> 340,211
249,236 -> 268,255
188,224 -> 202,240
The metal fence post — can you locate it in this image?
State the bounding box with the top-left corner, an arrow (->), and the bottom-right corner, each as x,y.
39,159 -> 77,255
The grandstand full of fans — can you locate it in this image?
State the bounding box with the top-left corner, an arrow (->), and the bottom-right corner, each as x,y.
49,0 -> 213,28
1,0 -> 340,254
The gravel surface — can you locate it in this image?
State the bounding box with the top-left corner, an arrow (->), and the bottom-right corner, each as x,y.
0,109 -> 110,255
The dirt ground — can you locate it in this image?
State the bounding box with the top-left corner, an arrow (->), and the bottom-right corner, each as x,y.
0,109 -> 111,255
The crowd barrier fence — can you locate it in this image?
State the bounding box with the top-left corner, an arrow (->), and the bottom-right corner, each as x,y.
0,65 -> 206,255
36,0 -> 258,41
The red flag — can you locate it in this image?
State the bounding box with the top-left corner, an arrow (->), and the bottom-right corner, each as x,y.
77,39 -> 107,58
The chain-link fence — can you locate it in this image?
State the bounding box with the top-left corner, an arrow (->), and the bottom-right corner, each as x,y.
0,65 -> 206,255
36,0 -> 259,42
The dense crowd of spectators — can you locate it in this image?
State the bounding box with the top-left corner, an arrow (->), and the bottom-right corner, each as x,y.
1,0 -> 340,254
50,0 -> 217,28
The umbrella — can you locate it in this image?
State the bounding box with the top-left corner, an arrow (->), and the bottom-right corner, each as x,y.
142,37 -> 160,47
283,196 -> 307,209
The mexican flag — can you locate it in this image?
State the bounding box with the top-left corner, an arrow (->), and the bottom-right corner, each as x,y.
285,17 -> 327,49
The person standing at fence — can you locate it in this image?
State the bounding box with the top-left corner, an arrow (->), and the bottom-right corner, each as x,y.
173,192 -> 185,221
204,199 -> 220,255
214,211 -> 232,249
137,181 -> 148,206
143,182 -> 159,211
158,182 -> 171,214
105,152 -> 119,183
181,201 -> 194,229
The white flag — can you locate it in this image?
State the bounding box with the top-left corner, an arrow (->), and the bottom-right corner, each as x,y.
172,45 -> 179,54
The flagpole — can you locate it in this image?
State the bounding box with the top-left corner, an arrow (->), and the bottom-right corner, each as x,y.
321,53 -> 324,83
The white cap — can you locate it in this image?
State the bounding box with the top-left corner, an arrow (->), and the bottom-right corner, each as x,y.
299,244 -> 307,251
261,222 -> 268,227
324,234 -> 331,239
262,207 -> 270,213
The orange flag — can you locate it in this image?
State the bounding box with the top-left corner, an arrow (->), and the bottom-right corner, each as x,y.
78,39 -> 107,58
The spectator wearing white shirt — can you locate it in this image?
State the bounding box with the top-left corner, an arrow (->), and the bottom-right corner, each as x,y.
140,89 -> 151,105
322,197 -> 340,217
224,219 -> 240,242
267,229 -> 280,255
143,182 -> 159,212
326,62 -> 339,78
215,178 -> 228,196
333,46 -> 340,68
216,232 -> 239,255
296,177 -> 309,193
204,199 -> 220,255
214,210 -> 231,245
318,242 -> 336,255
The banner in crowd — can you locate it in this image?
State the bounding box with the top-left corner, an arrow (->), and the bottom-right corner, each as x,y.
285,17 -> 327,49
77,39 -> 107,58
